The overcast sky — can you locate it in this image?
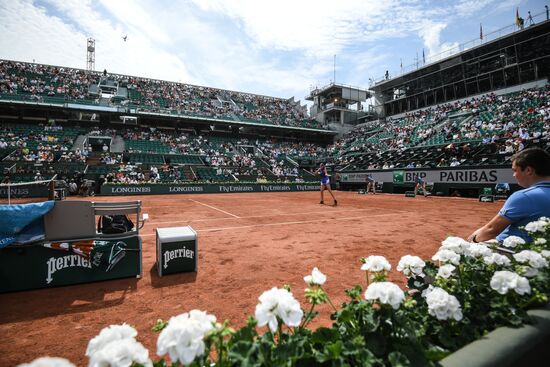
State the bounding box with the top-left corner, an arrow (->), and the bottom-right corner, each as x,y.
0,0 -> 547,103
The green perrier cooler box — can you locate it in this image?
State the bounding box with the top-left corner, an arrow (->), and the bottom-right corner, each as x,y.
156,226 -> 198,276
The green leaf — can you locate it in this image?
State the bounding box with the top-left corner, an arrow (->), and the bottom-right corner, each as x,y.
228,340 -> 261,366
311,327 -> 339,344
346,285 -> 363,300
151,319 -> 168,332
325,340 -> 343,358
152,359 -> 167,367
388,351 -> 410,367
423,344 -> 450,361
362,308 -> 380,333
229,317 -> 258,344
437,327 -> 455,349
315,340 -> 344,363
337,308 -> 354,324
364,332 -> 386,356
275,338 -> 306,362
342,346 -> 380,366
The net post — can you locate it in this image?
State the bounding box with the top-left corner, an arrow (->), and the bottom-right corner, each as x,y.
48,180 -> 55,200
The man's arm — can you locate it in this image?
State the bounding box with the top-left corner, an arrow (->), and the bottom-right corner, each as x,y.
467,214 -> 512,242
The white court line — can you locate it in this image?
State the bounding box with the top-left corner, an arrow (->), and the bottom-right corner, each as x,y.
139,212 -> 399,237
145,207 -> 409,226
188,198 -> 240,218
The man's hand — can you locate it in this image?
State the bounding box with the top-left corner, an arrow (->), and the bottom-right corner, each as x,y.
467,214 -> 512,242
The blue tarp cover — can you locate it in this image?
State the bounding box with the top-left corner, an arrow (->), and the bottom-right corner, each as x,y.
0,201 -> 55,248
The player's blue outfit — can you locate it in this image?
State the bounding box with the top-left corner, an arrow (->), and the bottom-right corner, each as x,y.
366,175 -> 375,183
496,181 -> 550,242
319,168 -> 330,185
415,176 -> 425,184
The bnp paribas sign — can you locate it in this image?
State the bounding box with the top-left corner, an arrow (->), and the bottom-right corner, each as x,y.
393,171 -> 404,184
343,168 -> 514,185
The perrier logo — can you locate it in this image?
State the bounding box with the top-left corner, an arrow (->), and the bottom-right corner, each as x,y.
393,171 -> 404,184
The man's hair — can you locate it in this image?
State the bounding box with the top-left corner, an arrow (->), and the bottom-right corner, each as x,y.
512,148 -> 550,176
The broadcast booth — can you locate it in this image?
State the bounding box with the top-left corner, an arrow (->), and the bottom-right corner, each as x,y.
0,200 -> 147,293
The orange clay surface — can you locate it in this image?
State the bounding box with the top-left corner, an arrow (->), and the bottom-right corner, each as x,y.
0,191 -> 501,366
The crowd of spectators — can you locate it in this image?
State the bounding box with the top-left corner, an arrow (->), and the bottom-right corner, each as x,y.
125,78 -> 318,128
0,60 -> 98,101
0,59 -> 321,129
0,123 -> 86,164
120,129 -> 323,182
333,86 -> 550,170
98,153 -> 121,165
2,80 -> 550,186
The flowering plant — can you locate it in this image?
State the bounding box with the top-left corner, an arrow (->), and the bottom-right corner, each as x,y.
85,323 -> 152,367
22,217 -> 550,366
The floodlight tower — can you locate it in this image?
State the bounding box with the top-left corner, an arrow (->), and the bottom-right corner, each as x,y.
86,38 -> 95,71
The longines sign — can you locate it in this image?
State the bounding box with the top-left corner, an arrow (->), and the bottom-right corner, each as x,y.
0,186 -> 48,198
102,183 -> 319,195
342,168 -> 514,184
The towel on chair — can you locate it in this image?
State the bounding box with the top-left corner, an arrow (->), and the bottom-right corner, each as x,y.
0,201 -> 55,248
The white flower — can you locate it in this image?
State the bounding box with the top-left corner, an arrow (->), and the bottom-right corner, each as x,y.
520,266 -> 540,277
440,236 -> 470,254
513,250 -> 549,269
86,324 -> 138,357
255,287 -> 303,332
483,253 -> 512,267
396,255 -> 426,277
187,310 -> 217,334
89,338 -> 152,367
424,287 -> 463,321
304,267 -> 327,285
535,238 -> 547,245
157,310 -> 216,366
361,255 -> 391,272
464,244 -> 492,258
490,271 -> 531,295
432,249 -> 461,265
525,220 -> 547,233
421,285 -> 434,298
541,250 -> 550,258
512,275 -> 531,295
436,264 -> 456,279
17,357 -> 76,367
502,236 -> 526,248
364,282 -> 405,310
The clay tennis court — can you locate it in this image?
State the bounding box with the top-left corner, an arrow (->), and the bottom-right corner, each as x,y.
0,191 -> 500,366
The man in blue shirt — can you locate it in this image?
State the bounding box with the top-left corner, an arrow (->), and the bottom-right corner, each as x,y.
468,148 -> 550,243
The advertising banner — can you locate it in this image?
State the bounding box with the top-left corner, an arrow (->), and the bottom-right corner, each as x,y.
102,183 -> 320,195
342,168 -> 514,184
0,236 -> 141,293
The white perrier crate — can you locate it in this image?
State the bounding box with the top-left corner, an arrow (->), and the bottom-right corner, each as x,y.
156,226 -> 198,276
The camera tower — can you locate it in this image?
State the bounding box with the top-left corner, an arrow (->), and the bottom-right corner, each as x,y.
86,38 -> 95,71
